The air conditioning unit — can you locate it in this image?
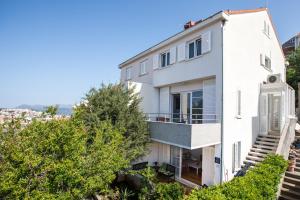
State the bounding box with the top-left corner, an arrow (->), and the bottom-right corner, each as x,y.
267,74 -> 281,84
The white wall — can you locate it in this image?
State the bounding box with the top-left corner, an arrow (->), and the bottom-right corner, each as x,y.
127,81 -> 159,114
136,141 -> 170,165
222,11 -> 286,181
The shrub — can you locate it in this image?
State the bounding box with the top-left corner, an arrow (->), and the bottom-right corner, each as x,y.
187,154 -> 287,200
155,182 -> 184,200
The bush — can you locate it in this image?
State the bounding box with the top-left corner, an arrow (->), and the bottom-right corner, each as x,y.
187,154 -> 287,200
155,182 -> 184,200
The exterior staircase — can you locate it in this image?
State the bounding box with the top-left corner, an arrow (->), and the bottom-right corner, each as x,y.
279,149 -> 300,200
243,134 -> 280,166
295,131 -> 300,140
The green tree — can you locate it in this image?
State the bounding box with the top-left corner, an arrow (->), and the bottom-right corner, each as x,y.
286,47 -> 300,106
43,105 -> 59,117
74,83 -> 150,161
0,119 -> 128,199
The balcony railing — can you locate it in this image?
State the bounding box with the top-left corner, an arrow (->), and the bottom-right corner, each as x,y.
145,113 -> 218,124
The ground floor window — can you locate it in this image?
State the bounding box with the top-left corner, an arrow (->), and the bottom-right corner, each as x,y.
232,141 -> 241,173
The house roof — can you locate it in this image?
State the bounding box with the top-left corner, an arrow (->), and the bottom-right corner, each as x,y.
119,7 -> 284,68
224,8 -> 267,15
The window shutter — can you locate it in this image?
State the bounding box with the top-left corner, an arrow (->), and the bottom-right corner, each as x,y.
177,43 -> 186,62
202,31 -> 211,53
153,54 -> 159,69
170,47 -> 176,64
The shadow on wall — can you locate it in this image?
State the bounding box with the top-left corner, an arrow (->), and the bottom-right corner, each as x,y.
251,95 -> 261,144
252,116 -> 259,145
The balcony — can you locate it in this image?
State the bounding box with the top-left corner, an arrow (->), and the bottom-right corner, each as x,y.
146,113 -> 221,149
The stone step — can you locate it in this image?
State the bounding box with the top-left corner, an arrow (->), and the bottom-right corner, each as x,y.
255,140 -> 278,147
252,144 -> 276,151
284,176 -> 300,185
285,171 -> 300,179
250,148 -> 274,154
246,156 -> 264,162
279,194 -> 299,200
243,160 -> 257,166
256,137 -> 279,142
281,187 -> 300,199
257,137 -> 279,143
248,151 -> 268,158
282,182 -> 300,193
294,166 -> 300,173
258,134 -> 280,139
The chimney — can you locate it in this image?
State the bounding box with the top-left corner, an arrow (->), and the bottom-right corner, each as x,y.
184,21 -> 196,30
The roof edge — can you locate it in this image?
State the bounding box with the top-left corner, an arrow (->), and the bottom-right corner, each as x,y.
118,7 -> 270,68
224,7 -> 267,15
119,11 -> 228,68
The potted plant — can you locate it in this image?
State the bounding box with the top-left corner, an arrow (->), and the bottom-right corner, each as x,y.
288,151 -> 296,172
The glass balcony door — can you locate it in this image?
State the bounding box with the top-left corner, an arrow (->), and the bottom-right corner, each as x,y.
187,90 -> 203,124
172,90 -> 203,124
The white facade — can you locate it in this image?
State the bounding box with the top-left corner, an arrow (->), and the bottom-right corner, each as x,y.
119,8 -> 292,186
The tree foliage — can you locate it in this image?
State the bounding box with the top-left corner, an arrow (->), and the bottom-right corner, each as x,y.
74,83 -> 150,161
0,119 -> 128,199
286,47 -> 300,105
43,105 -> 59,117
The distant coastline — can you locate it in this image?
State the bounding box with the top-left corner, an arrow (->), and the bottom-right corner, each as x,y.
15,104 -> 73,116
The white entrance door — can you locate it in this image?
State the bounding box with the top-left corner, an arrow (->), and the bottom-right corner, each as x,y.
270,95 -> 281,131
260,94 -> 268,134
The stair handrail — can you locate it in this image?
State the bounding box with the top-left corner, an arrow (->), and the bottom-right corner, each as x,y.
275,116 -> 297,159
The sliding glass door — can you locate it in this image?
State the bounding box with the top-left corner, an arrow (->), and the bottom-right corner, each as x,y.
170,145 -> 181,178
172,90 -> 203,124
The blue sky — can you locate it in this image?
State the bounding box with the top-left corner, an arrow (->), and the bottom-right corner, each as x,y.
0,0 -> 299,108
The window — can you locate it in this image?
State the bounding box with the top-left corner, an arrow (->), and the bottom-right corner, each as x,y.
263,21 -> 270,37
264,21 -> 267,33
126,67 -> 132,80
188,42 -> 195,59
236,90 -> 241,117
140,60 -> 147,75
232,141 -> 241,173
265,56 -> 271,69
188,38 -> 202,59
260,54 -> 264,66
160,51 -> 170,67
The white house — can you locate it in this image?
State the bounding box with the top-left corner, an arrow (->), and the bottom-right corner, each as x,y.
119,8 -> 296,187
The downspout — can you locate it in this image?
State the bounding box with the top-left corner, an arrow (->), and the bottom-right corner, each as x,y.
220,19 -> 226,184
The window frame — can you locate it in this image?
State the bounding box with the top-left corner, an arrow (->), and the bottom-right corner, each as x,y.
263,21 -> 270,38
236,90 -> 241,119
139,60 -> 147,75
160,50 -> 171,68
265,56 -> 271,69
187,37 -> 202,60
126,67 -> 132,80
232,141 -> 241,173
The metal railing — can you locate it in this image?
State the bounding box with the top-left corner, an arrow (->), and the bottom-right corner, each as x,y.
145,113 -> 218,124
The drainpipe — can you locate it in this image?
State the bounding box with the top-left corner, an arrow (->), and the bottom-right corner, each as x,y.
220,19 -> 226,184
